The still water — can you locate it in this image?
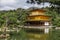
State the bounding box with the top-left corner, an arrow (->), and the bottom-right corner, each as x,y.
26,32 -> 48,40
0,29 -> 48,40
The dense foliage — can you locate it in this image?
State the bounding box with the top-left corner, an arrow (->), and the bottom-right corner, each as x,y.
27,0 -> 60,5
0,8 -> 28,28
45,8 -> 60,27
0,8 -> 28,40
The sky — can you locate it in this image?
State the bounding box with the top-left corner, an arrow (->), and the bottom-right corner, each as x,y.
0,0 -> 50,10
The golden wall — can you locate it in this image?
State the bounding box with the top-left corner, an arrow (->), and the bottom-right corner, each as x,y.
28,15 -> 50,21
27,9 -> 51,21
29,11 -> 45,16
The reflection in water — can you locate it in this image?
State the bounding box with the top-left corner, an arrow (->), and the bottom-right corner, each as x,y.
0,29 -> 48,40
27,33 -> 48,40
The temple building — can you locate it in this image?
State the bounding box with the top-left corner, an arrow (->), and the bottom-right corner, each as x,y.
24,7 -> 52,33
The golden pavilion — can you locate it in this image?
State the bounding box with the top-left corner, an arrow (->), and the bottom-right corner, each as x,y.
24,7 -> 52,33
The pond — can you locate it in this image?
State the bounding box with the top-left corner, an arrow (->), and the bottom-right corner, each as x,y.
26,32 -> 48,40
0,29 -> 48,40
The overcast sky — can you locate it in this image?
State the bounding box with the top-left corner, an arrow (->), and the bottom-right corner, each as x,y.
0,0 -> 50,10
